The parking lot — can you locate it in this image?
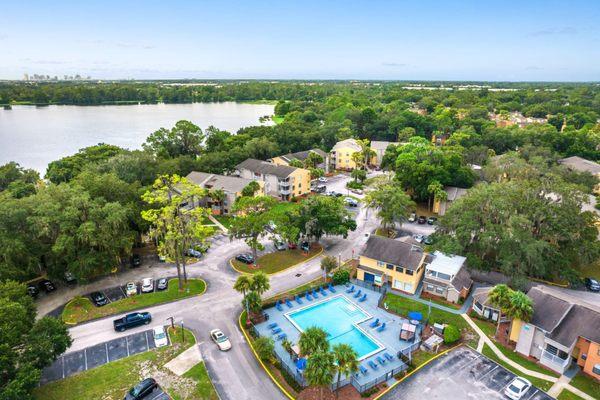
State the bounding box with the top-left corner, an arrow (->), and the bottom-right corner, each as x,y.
40,329 -> 163,384
380,346 -> 554,400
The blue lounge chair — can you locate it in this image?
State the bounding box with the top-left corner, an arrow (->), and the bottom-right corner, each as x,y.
320,287 -> 327,296
353,289 -> 362,298
272,327 -> 282,334
267,322 -> 278,329
346,285 -> 355,293
369,318 -> 380,328
376,322 -> 386,332
276,300 -> 284,311
376,356 -> 386,365
328,283 -> 336,293
312,289 -> 319,298
306,291 -> 313,301
359,365 -> 368,375
384,352 -> 394,362
296,295 -> 303,305
285,299 -> 293,308
358,293 -> 367,302
368,360 -> 378,370
277,333 -> 287,340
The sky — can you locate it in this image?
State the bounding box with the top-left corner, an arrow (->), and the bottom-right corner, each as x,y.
1,0 -> 599,81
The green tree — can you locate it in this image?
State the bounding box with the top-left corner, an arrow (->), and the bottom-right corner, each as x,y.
243,290 -> 262,315
350,168 -> 367,183
254,336 -> 275,362
331,343 -> 359,397
294,196 -> 356,243
488,284 -> 512,311
143,120 -> 204,158
208,189 -> 226,215
305,351 -> 335,400
443,324 -> 461,344
45,144 -> 125,183
320,256 -> 338,275
249,271 -> 271,296
304,152 -> 324,169
229,196 -> 276,260
364,182 -> 415,230
506,290 -> 534,322
241,181 -> 261,197
233,275 -> 252,297
142,175 -> 212,289
299,326 -> 329,356
288,159 -> 304,168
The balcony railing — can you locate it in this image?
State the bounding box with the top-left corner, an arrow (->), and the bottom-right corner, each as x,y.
541,350 -> 570,372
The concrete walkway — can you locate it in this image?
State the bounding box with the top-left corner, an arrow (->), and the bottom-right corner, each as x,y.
208,215 -> 228,234
164,344 -> 203,376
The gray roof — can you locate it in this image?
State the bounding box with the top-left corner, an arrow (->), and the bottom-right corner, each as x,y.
370,141 -> 394,151
186,171 -> 255,194
550,305 -> 600,346
444,186 -> 469,201
558,156 -> 600,175
360,236 -> 424,271
527,286 -> 573,333
236,158 -> 298,178
450,267 -> 472,292
472,286 -> 498,309
279,149 -> 327,163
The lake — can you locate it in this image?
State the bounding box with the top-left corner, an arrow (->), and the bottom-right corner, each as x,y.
0,102 -> 274,173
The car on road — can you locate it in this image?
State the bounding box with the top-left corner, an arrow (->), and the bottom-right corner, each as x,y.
185,248 -> 203,258
90,291 -> 109,306
125,281 -> 137,296
417,215 -> 427,224
130,253 -> 142,268
38,279 -> 56,293
585,277 -> 600,292
413,234 -> 424,243
318,177 -> 327,183
141,278 -> 154,293
114,312 -> 152,332
64,271 -> 76,284
344,197 -> 358,207
504,377 -> 532,400
235,253 -> 255,264
124,377 -> 158,400
210,328 -> 232,351
423,236 -> 433,245
349,188 -> 363,195
27,284 -> 39,298
274,240 -> 288,251
153,326 -> 168,348
408,212 -> 417,223
156,278 -> 168,291
427,216 -> 437,225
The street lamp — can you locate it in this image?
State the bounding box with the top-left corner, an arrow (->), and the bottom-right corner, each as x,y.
181,320 -> 185,344
338,252 -> 342,267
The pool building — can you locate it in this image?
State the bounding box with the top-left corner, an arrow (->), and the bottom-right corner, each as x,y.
254,283 -> 420,393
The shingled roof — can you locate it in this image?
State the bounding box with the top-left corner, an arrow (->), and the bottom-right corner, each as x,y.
279,149 -> 327,163
361,235 -> 424,271
236,158 -> 299,178
558,156 -> 600,175
186,171 -> 255,194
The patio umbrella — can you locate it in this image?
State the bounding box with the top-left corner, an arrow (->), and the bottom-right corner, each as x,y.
296,357 -> 307,371
408,311 -> 423,321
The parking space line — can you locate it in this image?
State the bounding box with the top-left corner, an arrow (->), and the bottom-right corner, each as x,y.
126,335 -> 130,357
103,290 -> 112,304
145,330 -> 150,349
84,348 -> 88,370
61,355 -> 65,379
478,365 -> 499,381
105,342 -> 109,363
524,389 -> 539,400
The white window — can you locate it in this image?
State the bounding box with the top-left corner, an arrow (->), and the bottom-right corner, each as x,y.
403,282 -> 413,292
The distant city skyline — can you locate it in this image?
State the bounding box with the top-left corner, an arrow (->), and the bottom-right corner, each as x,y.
1,0 -> 599,81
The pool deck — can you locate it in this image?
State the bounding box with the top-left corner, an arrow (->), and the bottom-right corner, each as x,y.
256,284 -> 418,389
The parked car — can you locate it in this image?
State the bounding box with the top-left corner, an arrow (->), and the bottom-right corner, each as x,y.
413,234 -> 424,243
344,197 -> 358,207
235,253 -> 255,264
584,277 -> 600,292
265,221 -> 277,232
90,291 -> 109,306
130,253 -> 142,268
417,215 -> 427,224
408,212 -> 417,223
125,281 -> 137,296
114,312 -> 152,332
315,185 -> 327,193
423,236 -> 433,245
27,284 -> 39,298
153,326 -> 168,348
300,241 -> 310,252
64,271 -> 76,284
350,188 -> 363,195
210,328 -> 232,351
274,240 -> 288,251
156,278 -> 168,291
287,242 -> 298,249
38,279 -> 56,293
141,278 -> 154,293
124,377 -> 158,400
185,248 -> 202,258
504,377 -> 532,400
427,216 -> 438,225
318,177 -> 327,183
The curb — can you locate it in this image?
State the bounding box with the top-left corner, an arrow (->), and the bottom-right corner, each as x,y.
60,278 -> 208,327
373,344 -> 461,400
228,246 -> 324,276
238,312 -> 296,400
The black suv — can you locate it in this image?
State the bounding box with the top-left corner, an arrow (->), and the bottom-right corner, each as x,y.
38,279 -> 56,293
90,291 -> 109,306
27,284 -> 39,298
130,254 -> 142,268
124,378 -> 158,400
114,312 -> 152,332
584,278 -> 600,292
235,254 -> 255,264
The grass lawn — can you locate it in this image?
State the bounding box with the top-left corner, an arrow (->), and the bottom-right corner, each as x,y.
270,201 -> 300,219
420,294 -> 462,310
492,342 -> 559,378
231,245 -> 322,274
557,389 -> 586,400
272,115 -> 285,124
33,327 -> 217,400
62,279 -> 206,324
213,214 -> 234,229
569,372 -> 600,399
409,349 -> 438,369
481,344 -> 553,391
470,313 -> 498,338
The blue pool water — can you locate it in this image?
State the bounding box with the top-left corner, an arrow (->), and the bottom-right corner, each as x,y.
286,296 -> 382,359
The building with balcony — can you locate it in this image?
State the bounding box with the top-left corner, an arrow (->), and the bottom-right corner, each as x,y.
330,138 -> 362,170
369,141 -> 395,168
511,286 -> 600,379
421,251 -> 472,304
268,148 -> 329,173
356,235 -> 426,294
235,158 -> 311,201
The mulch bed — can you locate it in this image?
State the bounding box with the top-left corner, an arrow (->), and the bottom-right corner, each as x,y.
297,382 -> 389,400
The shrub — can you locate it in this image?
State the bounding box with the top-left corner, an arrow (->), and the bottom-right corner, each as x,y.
332,269 -> 350,285
254,336 -> 275,361
346,181 -> 364,190
443,324 -> 461,344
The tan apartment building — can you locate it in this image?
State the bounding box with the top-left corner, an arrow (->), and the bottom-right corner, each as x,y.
235,158 -> 310,201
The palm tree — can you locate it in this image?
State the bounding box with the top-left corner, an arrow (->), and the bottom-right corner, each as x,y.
282,338 -> 294,359
506,291 -> 534,322
305,351 -> 335,400
209,189 -> 226,215
488,284 -> 514,336
243,291 -> 262,316
299,327 -> 329,356
250,272 -> 270,296
233,275 -> 252,297
332,344 -> 359,397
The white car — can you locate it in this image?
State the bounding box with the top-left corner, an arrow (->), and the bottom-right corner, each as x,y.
504,377 -> 532,400
413,234 -> 424,243
141,278 -> 154,293
318,177 -> 327,183
210,328 -> 232,351
153,325 -> 168,348
125,281 -> 137,296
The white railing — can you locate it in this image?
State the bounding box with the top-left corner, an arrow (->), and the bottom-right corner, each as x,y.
541,350 -> 570,372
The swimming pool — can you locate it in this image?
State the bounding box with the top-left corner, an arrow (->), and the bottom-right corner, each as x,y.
285,295 -> 383,360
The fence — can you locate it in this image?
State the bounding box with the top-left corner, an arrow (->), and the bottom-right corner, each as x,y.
351,363 -> 408,393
